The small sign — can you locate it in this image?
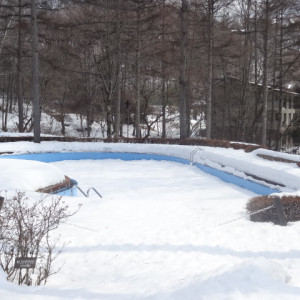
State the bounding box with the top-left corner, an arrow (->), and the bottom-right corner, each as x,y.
15,257 -> 37,269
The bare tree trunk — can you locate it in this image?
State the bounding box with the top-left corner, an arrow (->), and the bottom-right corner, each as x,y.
252,0 -> 259,143
31,0 -> 40,143
17,0 -> 24,133
206,0 -> 213,140
275,9 -> 283,151
179,0 -> 189,139
269,11 -> 279,147
114,0 -> 121,139
2,75 -> 8,131
261,0 -> 269,146
161,0 -> 166,138
135,4 -> 141,138
115,66 -> 121,138
161,63 -> 166,138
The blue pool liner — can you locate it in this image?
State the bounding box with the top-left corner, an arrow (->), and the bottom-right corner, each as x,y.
53,179 -> 78,197
0,152 -> 280,195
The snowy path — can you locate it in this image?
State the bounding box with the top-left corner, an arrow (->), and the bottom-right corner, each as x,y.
2,159 -> 300,300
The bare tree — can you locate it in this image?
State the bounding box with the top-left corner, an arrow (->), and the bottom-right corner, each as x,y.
179,0 -> 190,138
31,0 -> 40,143
205,0 -> 214,139
261,0 -> 270,146
114,0 -> 122,138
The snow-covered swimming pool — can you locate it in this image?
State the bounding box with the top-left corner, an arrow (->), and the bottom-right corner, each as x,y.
44,159 -> 300,299
48,159 -> 252,298
1,152 -> 280,195
2,155 -> 300,299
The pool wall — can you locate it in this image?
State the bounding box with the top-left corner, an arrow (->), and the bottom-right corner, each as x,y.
52,179 -> 78,197
0,152 -> 279,195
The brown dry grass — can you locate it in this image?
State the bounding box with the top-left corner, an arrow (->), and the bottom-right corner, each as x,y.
0,136 -> 264,152
257,154 -> 300,167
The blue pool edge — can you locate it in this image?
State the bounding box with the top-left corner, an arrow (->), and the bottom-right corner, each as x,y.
0,152 -> 280,196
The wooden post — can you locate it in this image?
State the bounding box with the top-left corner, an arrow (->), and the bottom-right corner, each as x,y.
273,197 -> 287,226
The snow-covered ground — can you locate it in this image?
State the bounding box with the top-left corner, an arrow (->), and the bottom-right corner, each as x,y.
1,141 -> 300,299
0,101 -> 204,139
0,159 -> 65,191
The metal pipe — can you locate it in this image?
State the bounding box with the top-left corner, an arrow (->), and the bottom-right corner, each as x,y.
87,187 -> 102,198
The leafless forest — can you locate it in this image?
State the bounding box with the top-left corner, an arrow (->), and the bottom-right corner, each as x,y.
0,0 -> 299,147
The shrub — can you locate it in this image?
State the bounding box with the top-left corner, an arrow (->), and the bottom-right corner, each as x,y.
257,154 -> 300,167
0,136 -> 264,152
246,195 -> 300,224
0,192 -> 81,286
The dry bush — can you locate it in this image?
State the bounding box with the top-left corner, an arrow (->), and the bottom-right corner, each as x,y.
103,137 -> 262,151
0,136 -> 264,152
0,192 -> 81,286
246,195 -> 300,224
100,137 -> 264,152
230,143 -> 264,152
257,154 -> 300,167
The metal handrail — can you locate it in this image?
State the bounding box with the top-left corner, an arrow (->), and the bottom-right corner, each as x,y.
87,187 -> 103,198
190,147 -> 203,165
77,186 -> 88,197
77,186 -> 102,198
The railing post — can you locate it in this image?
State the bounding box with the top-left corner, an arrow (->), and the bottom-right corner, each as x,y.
273,197 -> 288,226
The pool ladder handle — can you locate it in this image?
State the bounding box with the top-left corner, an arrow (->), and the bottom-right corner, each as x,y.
190,147 -> 203,165
77,186 -> 103,198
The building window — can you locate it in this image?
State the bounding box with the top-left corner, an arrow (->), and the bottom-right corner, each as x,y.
283,113 -> 287,126
294,97 -> 300,109
283,97 -> 287,108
